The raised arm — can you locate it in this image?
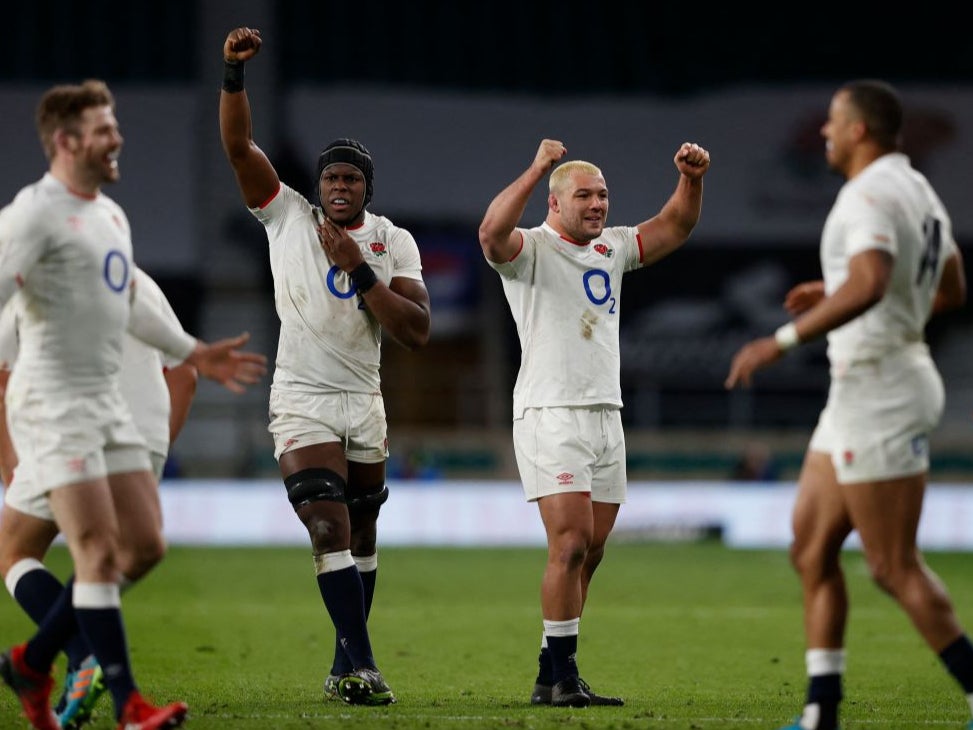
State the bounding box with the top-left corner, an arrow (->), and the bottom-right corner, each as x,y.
219,26 -> 280,208
478,139 -> 566,264
636,142 -> 711,266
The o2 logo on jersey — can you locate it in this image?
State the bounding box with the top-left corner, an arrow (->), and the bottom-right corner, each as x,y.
326,264 -> 366,309
103,249 -> 130,293
583,268 -> 616,313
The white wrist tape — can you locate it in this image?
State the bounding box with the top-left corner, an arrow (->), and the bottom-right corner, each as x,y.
774,322 -> 800,352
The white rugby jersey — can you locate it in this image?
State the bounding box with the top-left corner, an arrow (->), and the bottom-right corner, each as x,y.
0,268 -> 179,456
821,153 -> 957,364
0,173 -> 134,392
488,222 -> 642,419
250,183 -> 424,394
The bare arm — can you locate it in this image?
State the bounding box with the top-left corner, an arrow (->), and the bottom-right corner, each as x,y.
478,139 -> 566,264
787,249 -> 891,343
933,247 -> 967,315
219,26 -> 280,208
636,142 -> 711,266
365,277 -> 431,350
784,280 -> 826,316
0,368 -> 16,485
164,363 -> 198,444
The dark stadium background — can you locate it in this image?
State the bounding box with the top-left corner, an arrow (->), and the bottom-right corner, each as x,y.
2,0 -> 970,479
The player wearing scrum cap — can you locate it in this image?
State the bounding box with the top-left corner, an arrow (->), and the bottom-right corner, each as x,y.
219,26 -> 431,707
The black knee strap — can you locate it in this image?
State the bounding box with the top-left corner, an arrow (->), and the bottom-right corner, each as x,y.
283,468 -> 346,510
346,484 -> 389,513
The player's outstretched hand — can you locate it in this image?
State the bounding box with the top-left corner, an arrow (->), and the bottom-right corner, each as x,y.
224,27 -> 262,63
188,332 -> 268,394
724,336 -> 781,390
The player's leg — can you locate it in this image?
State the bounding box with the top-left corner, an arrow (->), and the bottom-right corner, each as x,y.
35,465 -> 185,728
847,474 -> 973,718
514,407 -> 595,707
781,449 -> 851,730
42,448 -> 170,728
0,500 -> 104,725
281,441 -> 393,705
529,407 -> 625,707
1,475 -> 120,730
0,462 -> 164,727
47,473 -> 131,716
100,466 -> 187,727
327,458 -> 387,689
108,465 -> 166,582
582,502 -> 618,606
580,410 -> 627,610
0,501 -> 86,724
0,504 -> 61,631
273,390 -> 394,705
565,410 -> 626,706
336,391 -> 391,684
535,491 -> 593,707
532,498 -> 623,705
844,352 -> 973,722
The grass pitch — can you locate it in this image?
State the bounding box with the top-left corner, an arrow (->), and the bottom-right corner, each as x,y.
2,540 -> 972,729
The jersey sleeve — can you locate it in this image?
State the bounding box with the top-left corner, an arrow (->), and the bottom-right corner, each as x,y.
843,189 -> 897,258
155,293 -> 186,370
390,227 -> 424,282
128,274 -> 196,362
249,183 -> 313,245
487,229 -> 533,281
610,225 -> 642,272
132,268 -> 184,369
0,195 -> 50,312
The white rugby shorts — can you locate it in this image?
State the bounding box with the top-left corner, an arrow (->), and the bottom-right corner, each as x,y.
4,448 -> 165,523
4,448 -> 165,522
809,346 -> 944,484
6,385 -> 150,494
269,389 -> 388,463
513,406 -> 627,503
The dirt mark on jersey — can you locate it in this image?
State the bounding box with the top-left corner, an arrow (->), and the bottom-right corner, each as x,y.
580,310 -> 599,339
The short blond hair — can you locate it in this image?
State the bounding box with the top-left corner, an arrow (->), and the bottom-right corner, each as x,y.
549,160 -> 602,194
35,79 -> 115,161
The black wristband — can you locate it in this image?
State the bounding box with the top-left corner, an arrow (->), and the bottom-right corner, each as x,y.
222,59 -> 245,93
349,262 -> 378,294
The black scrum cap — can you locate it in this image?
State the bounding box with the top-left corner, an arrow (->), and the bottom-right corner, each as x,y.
315,138 -> 374,206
